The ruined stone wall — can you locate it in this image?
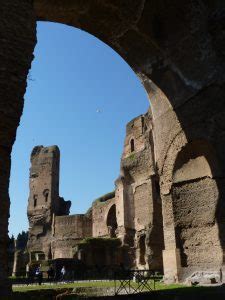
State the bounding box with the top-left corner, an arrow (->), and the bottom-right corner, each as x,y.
117,111 -> 155,232
75,238 -> 123,268
172,179 -> 222,270
27,146 -> 60,257
169,140 -> 224,279
134,182 -> 152,232
26,111 -> 163,272
116,111 -> 164,270
162,137 -> 225,282
1,2 -> 225,293
0,0 -> 36,294
122,116 -> 147,160
52,214 -> 92,259
54,214 -> 92,240
92,196 -> 115,238
27,145 -> 60,213
27,146 -> 71,259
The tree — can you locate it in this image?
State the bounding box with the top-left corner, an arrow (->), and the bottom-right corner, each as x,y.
16,231 -> 28,250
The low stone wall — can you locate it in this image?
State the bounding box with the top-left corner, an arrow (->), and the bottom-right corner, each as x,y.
54,215 -> 92,240
52,215 -> 92,259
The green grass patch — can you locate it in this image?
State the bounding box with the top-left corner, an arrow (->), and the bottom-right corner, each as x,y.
13,281 -> 115,292
15,279 -> 223,294
13,280 -> 187,293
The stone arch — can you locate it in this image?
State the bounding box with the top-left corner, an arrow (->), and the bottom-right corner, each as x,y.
32,3 -> 177,131
160,124 -> 222,195
33,1 -> 224,176
172,141 -> 222,269
162,135 -> 225,280
106,204 -> 118,238
173,140 -> 220,183
1,0 -> 225,295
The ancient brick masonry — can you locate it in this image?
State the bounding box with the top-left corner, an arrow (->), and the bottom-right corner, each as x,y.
27,146 -> 72,259
1,0 -> 225,295
27,110 -> 164,271
115,110 -> 164,270
27,145 -> 93,261
0,0 -> 36,295
28,106 -> 225,282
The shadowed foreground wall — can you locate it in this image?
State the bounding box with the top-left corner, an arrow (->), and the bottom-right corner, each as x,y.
0,0 -> 36,295
171,141 -> 225,280
1,0 -> 225,295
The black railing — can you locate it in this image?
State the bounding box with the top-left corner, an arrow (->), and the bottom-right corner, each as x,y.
10,268 -> 161,292
114,270 -> 157,295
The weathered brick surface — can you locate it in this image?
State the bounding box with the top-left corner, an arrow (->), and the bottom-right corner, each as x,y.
27,146 -> 71,258
116,111 -> 164,270
1,1 -> 225,293
92,197 -> 115,238
52,215 -> 92,258
0,0 -> 36,295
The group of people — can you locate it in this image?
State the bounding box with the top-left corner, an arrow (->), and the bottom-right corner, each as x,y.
26,264 -> 67,285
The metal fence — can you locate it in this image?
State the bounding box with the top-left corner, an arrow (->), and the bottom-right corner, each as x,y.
114,270 -> 157,295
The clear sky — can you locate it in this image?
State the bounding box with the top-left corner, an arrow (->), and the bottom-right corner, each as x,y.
9,22 -> 149,237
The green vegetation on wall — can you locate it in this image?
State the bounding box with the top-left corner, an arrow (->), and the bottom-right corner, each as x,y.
92,191 -> 115,205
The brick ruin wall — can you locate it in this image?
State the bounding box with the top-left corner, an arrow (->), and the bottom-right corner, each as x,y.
173,179 -> 222,270
170,140 -> 225,280
26,110 -> 164,271
116,110 -> 164,271
92,196 -> 115,238
23,107 -> 225,281
27,145 -> 71,259
27,146 -> 60,257
26,110 -> 225,279
52,214 -> 92,259
1,2 -> 225,294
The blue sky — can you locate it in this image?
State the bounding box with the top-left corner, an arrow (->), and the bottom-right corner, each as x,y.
9,22 -> 149,236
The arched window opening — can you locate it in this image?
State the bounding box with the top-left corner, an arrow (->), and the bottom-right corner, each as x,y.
141,116 -> 145,134
154,177 -> 160,199
130,139 -> 135,153
106,204 -> 118,238
33,195 -> 37,207
139,235 -> 146,265
43,189 -> 49,202
45,192 -> 48,202
172,140 -> 221,268
48,247 -> 52,260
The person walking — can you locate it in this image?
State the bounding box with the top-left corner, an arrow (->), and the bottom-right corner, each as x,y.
35,265 -> 43,285
47,266 -> 54,281
60,266 -> 66,281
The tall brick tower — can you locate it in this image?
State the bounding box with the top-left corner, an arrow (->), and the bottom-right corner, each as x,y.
27,146 -> 71,260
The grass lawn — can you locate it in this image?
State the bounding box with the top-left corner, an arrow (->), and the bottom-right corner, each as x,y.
12,280 -> 185,292
12,281 -> 225,300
